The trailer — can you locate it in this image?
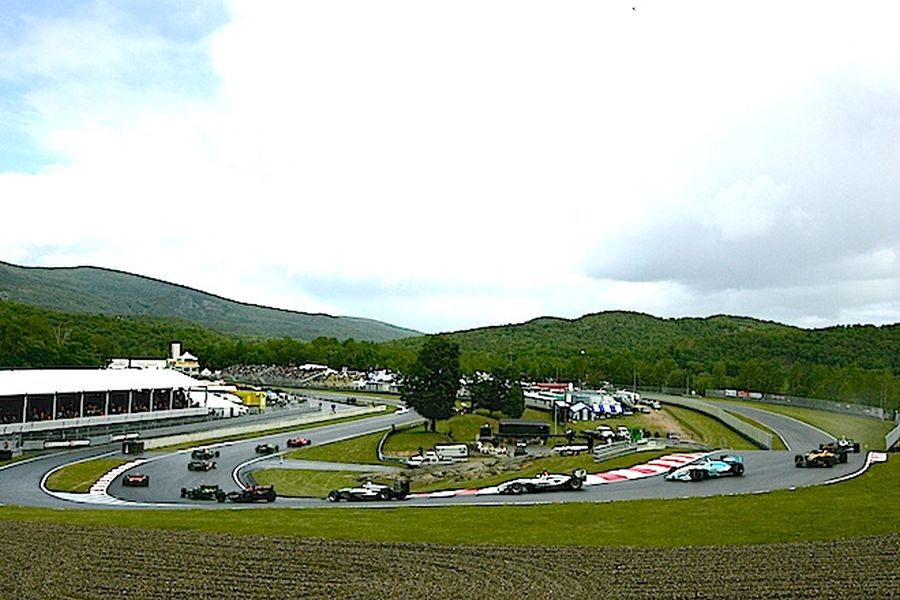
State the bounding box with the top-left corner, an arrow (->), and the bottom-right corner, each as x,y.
498,419 -> 551,439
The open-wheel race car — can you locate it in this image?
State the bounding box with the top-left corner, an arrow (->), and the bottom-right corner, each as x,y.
187,459 -> 217,471
122,473 -> 149,487
255,443 -> 279,455
226,485 -> 277,503
190,447 -> 220,460
795,438 -> 860,468
327,480 -> 410,502
664,454 -> 744,481
796,437 -> 861,468
286,436 -> 311,448
496,469 -> 588,495
181,484 -> 226,502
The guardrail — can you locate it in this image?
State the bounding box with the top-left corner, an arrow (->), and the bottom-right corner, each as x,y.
647,394 -> 774,450
377,419 -> 426,462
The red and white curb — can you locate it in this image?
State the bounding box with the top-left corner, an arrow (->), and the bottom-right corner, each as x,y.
407,452 -> 707,499
42,457 -> 177,507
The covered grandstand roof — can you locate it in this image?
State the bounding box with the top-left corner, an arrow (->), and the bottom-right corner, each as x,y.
0,368 -> 203,397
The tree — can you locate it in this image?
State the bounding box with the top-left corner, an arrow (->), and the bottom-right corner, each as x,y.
503,379 -> 525,418
400,336 -> 460,432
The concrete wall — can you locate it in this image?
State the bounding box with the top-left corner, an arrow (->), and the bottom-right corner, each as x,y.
142,405 -> 385,449
886,422 -> 900,451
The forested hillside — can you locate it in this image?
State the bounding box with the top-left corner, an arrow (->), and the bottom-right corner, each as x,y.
0,261 -> 419,342
1,301 -> 897,411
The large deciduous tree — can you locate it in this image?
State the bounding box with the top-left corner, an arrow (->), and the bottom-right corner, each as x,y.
469,367 -> 525,418
401,336 -> 461,432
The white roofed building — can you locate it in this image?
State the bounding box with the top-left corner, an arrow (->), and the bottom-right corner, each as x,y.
0,367 -> 227,447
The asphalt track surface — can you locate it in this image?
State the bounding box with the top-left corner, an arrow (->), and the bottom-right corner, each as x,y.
0,400 -> 870,510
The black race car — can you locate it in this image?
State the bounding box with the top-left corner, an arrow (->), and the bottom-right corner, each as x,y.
496,469 -> 587,495
227,485 -> 277,503
122,473 -> 149,487
255,443 -> 279,455
191,447 -> 220,460
327,480 -> 410,502
187,459 -> 217,471
181,484 -> 226,502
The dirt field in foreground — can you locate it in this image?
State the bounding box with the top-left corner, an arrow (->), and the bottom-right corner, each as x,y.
0,522 -> 897,599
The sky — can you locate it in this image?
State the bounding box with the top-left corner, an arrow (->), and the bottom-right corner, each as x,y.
1,1 -> 899,334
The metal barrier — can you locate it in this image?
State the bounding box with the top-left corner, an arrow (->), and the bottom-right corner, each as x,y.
705,389 -> 887,420
648,393 -> 773,449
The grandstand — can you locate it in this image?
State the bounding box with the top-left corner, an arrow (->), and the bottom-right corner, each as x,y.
0,368 -> 239,449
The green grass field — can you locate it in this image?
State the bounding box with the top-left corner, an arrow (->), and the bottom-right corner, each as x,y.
252,469 -> 362,498
285,431 -> 386,464
7,456 -> 897,547
658,405 -> 757,450
44,458 -> 128,493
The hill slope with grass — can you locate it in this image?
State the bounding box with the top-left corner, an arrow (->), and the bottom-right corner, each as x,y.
0,261 -> 420,342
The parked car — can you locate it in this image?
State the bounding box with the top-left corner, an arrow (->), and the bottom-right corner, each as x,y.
227,485 -> 277,503
255,443 -> 279,455
122,473 -> 149,487
395,406 -> 410,415
190,447 -> 220,460
286,437 -> 311,448
665,455 -> 744,481
187,459 -> 216,471
497,469 -> 588,495
327,480 -> 409,502
181,484 -> 226,502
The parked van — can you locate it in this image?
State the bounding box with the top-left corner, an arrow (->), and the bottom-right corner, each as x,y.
434,443 -> 469,460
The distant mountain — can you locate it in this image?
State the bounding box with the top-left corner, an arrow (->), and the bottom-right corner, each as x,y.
0,261 -> 420,342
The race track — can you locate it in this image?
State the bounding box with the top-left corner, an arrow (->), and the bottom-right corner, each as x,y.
0,400 -> 872,510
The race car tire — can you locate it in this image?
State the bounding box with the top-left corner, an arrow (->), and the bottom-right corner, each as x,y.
267,491 -> 276,502
732,463 -> 744,476
377,489 -> 390,501
568,478 -> 583,490
510,482 -> 525,495
214,450 -> 220,457
327,490 -> 340,502
217,491 -> 226,503
838,453 -> 848,464
794,455 -> 805,468
180,488 -> 187,498
689,469 -> 702,482
142,477 -> 149,486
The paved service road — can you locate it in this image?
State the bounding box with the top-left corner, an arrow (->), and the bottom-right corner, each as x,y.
0,401 -> 873,510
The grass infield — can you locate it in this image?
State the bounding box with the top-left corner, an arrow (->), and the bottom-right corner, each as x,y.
44,458 -> 128,493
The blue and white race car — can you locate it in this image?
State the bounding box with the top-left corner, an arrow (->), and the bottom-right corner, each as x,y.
664,454 -> 744,482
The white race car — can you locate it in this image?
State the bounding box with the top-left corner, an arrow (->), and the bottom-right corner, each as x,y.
327,480 -> 410,502
497,469 -> 587,495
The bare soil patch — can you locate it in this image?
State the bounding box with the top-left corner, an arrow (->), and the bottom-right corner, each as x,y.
0,522 -> 896,599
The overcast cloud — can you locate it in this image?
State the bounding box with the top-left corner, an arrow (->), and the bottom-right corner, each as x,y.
1,1 -> 898,333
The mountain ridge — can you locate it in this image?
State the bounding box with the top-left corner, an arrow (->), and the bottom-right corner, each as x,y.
0,260 -> 420,343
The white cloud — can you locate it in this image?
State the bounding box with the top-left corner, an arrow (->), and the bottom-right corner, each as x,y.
1,1 -> 899,332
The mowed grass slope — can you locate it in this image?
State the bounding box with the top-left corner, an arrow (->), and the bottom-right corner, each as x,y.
44,458 -> 128,493
6,457 -> 898,547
